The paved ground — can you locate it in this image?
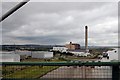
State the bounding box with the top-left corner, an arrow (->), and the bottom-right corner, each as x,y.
41,66 -> 112,78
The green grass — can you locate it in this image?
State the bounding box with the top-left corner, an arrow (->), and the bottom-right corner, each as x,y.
21,57 -> 66,62
3,66 -> 59,78
2,58 -> 64,79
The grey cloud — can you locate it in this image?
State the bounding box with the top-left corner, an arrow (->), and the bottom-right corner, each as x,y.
2,2 -> 118,46
15,35 -> 70,45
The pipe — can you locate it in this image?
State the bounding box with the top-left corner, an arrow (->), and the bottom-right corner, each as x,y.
0,0 -> 30,22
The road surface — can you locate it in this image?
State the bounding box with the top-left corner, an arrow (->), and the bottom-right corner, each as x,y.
41,66 -> 112,78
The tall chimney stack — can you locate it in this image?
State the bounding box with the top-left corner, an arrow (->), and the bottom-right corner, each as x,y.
85,26 -> 88,52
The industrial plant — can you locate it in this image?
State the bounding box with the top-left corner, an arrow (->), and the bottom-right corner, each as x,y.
65,42 -> 80,50
1,25 -> 90,62
52,26 -> 90,57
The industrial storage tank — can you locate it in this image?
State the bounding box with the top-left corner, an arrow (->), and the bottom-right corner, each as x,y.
32,51 -> 53,59
15,51 -> 31,56
0,53 -> 20,62
53,47 -> 68,52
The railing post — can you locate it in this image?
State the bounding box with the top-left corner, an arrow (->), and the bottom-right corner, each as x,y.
112,65 -> 119,80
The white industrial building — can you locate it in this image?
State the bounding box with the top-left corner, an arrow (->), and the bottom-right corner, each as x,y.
69,51 -> 90,57
0,53 -> 20,62
0,51 -> 15,54
32,51 -> 53,59
53,47 -> 68,52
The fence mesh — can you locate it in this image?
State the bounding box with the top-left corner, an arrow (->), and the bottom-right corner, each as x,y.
1,64 -> 117,80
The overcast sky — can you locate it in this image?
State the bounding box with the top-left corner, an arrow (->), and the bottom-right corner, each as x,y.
1,2 -> 118,46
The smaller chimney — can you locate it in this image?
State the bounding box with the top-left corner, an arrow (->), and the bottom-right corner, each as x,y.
70,42 -> 72,50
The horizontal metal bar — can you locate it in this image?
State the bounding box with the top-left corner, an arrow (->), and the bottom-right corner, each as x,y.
1,78 -> 113,80
1,62 -> 120,66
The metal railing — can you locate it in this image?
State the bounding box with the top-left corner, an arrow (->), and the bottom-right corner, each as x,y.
1,62 -> 120,80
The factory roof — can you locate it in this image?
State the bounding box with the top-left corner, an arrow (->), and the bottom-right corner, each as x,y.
68,49 -> 85,52
71,43 -> 80,45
